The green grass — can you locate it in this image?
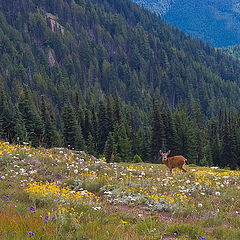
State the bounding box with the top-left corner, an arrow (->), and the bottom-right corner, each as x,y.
0,141 -> 239,239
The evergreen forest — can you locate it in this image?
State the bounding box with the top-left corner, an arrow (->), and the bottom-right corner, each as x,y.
0,0 -> 240,169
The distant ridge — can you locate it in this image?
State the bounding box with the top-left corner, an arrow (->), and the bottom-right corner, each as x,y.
132,0 -> 240,47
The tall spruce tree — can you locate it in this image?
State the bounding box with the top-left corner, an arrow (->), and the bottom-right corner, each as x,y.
40,96 -> 61,148
113,123 -> 133,162
62,103 -> 85,150
104,132 -> 116,162
152,100 -> 165,162
18,89 -> 43,146
97,101 -> 108,153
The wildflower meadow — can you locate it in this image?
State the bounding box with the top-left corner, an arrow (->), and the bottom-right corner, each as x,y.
0,141 -> 240,239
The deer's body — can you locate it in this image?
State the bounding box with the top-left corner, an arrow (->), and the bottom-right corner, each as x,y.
160,150 -> 187,173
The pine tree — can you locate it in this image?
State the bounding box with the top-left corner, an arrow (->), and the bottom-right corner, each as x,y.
83,109 -> 92,140
87,133 -> 97,156
106,95 -> 114,133
113,95 -> 122,124
18,90 -> 43,146
40,96 -> 61,148
113,123 -> 133,162
152,100 -> 165,162
104,132 -> 116,163
161,104 -> 177,155
174,104 -> 197,164
97,101 -> 108,153
192,101 -> 206,165
13,106 -> 27,143
136,126 -> 152,162
62,103 -> 85,150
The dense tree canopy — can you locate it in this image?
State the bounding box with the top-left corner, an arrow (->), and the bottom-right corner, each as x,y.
0,0 -> 240,168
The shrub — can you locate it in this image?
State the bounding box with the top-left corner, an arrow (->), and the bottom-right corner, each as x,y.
133,155 -> 143,163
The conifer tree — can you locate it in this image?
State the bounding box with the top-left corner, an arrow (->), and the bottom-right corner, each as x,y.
62,103 -> 85,150
192,101 -> 206,165
83,109 -> 92,140
136,126 -> 152,162
104,132 -> 116,163
113,123 -> 133,162
161,104 -> 177,155
40,96 -> 61,148
106,95 -> 114,133
113,95 -> 122,124
174,104 -> 197,164
87,133 -> 97,156
18,89 -> 43,146
13,106 -> 27,143
97,101 -> 108,153
152,100 -> 165,162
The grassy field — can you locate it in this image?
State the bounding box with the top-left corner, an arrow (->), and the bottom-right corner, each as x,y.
0,141 -> 240,240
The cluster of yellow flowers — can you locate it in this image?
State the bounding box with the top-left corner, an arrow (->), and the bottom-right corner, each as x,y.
0,141 -> 32,156
25,181 -> 100,202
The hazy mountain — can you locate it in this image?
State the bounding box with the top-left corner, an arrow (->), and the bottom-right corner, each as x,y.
132,0 -> 240,47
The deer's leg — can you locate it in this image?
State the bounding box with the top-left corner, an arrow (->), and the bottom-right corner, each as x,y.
181,164 -> 187,172
169,167 -> 173,174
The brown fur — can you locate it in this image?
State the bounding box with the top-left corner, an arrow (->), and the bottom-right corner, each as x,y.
160,150 -> 187,173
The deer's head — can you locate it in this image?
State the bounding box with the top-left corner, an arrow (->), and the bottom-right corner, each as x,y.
159,150 -> 171,162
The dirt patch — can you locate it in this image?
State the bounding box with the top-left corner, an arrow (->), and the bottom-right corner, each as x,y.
105,204 -> 197,224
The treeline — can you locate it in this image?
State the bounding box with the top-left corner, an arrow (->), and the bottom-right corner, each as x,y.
0,84 -> 239,169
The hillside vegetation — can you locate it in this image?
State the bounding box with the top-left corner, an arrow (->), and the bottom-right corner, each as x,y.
0,141 -> 240,239
221,45 -> 240,61
1,0 -> 240,168
132,0 -> 240,47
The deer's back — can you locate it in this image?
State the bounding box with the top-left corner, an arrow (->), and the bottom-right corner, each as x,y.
167,155 -> 187,167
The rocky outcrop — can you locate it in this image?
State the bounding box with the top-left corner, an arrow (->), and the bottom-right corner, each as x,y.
46,13 -> 64,34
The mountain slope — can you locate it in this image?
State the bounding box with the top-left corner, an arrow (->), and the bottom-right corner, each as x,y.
132,0 -> 240,47
1,0 -> 240,167
221,45 -> 240,60
1,0 -> 240,116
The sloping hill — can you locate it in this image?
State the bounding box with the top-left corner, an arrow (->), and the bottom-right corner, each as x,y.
1,0 -> 240,167
1,0 -> 240,115
132,0 -> 240,47
221,45 -> 240,60
0,141 -> 240,239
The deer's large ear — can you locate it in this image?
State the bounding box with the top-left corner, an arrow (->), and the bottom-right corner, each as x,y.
159,150 -> 163,155
167,150 -> 171,155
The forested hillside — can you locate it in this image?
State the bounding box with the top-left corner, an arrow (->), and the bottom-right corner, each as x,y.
221,45 -> 240,61
0,0 -> 240,168
133,0 -> 240,47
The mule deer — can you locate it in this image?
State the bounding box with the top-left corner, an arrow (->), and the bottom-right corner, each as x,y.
159,150 -> 187,173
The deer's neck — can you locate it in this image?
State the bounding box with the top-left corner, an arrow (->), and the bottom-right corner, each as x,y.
162,158 -> 168,165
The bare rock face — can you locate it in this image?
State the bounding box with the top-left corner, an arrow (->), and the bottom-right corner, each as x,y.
48,50 -> 55,68
46,13 -> 64,34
